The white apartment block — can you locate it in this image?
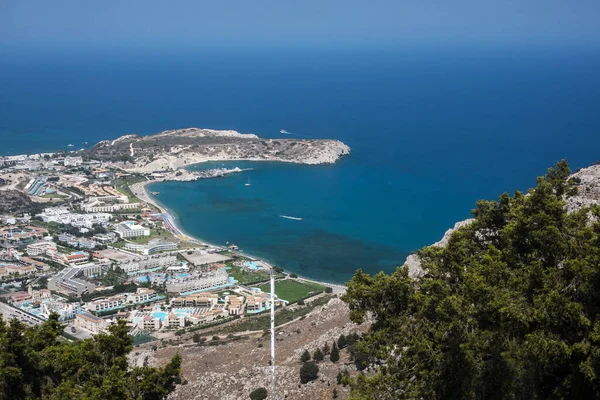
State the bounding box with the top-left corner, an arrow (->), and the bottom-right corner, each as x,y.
74,313 -> 108,334
165,270 -> 230,294
58,233 -> 98,250
87,295 -> 127,312
118,254 -> 179,274
26,241 -> 57,256
114,222 -> 150,238
126,288 -> 158,304
38,207 -> 111,228
48,264 -> 101,297
64,156 -> 83,167
142,315 -> 161,330
166,313 -> 185,328
124,239 -> 178,255
82,198 -> 140,213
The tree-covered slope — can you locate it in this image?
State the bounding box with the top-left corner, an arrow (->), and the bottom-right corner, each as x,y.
0,315 -> 180,400
342,161 -> 600,399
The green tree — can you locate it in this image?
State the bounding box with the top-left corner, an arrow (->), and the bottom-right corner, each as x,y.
337,334 -> 347,349
299,361 -> 319,384
300,349 -> 311,363
330,342 -> 340,363
249,387 -> 268,400
342,161 -> 600,399
313,348 -> 324,362
336,371 -> 343,385
323,342 -> 330,355
0,315 -> 181,400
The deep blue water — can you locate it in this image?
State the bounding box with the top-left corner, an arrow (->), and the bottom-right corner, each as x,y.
2,46 -> 600,283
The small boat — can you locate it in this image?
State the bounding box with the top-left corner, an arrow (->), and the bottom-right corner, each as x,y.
67,144 -> 74,147
280,215 -> 303,221
280,129 -> 288,134
245,177 -> 251,187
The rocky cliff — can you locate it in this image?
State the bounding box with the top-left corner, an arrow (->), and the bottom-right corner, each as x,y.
82,128 -> 350,172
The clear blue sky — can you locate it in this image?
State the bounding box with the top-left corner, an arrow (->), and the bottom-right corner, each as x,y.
1,0 -> 599,50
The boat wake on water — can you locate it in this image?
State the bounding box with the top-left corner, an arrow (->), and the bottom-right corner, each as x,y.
280,129 -> 312,138
279,215 -> 303,221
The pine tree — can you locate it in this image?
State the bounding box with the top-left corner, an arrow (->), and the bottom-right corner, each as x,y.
300,349 -> 310,363
323,342 -> 330,355
313,348 -> 324,362
330,342 -> 340,363
337,334 -> 347,349
299,361 -> 319,384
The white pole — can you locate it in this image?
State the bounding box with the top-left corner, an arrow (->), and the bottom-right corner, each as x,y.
270,268 -> 276,399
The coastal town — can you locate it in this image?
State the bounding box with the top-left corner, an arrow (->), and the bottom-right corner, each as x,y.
0,143 -> 339,344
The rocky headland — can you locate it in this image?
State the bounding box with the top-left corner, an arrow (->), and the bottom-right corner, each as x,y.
81,128 -> 351,172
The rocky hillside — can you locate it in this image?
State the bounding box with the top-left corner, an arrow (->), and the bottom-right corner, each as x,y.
0,190 -> 42,215
81,128 -> 350,172
132,297 -> 364,400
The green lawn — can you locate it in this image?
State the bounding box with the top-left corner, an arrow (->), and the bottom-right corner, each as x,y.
257,279 -> 326,303
228,264 -> 270,285
41,193 -> 69,199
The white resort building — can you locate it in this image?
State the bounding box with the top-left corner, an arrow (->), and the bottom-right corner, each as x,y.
74,313 -> 109,334
117,253 -> 179,274
165,269 -> 230,294
126,288 -> 158,304
124,239 -> 177,255
114,221 -> 150,238
47,263 -> 102,297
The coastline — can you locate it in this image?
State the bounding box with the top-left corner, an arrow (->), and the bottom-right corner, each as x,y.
130,180 -> 347,292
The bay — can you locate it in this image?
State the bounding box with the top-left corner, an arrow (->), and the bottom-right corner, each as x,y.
2,46 -> 600,283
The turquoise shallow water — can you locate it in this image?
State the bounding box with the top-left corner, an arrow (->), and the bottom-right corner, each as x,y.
2,47 -> 600,283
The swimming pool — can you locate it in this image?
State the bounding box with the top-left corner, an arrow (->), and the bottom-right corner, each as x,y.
152,311 -> 168,320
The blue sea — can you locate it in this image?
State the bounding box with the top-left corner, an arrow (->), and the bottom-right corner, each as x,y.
2,46 -> 600,283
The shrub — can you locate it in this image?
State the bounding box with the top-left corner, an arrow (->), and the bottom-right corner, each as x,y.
297,299 -> 305,306
299,361 -> 319,384
289,273 -> 298,278
325,287 -> 333,294
249,387 -> 268,400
